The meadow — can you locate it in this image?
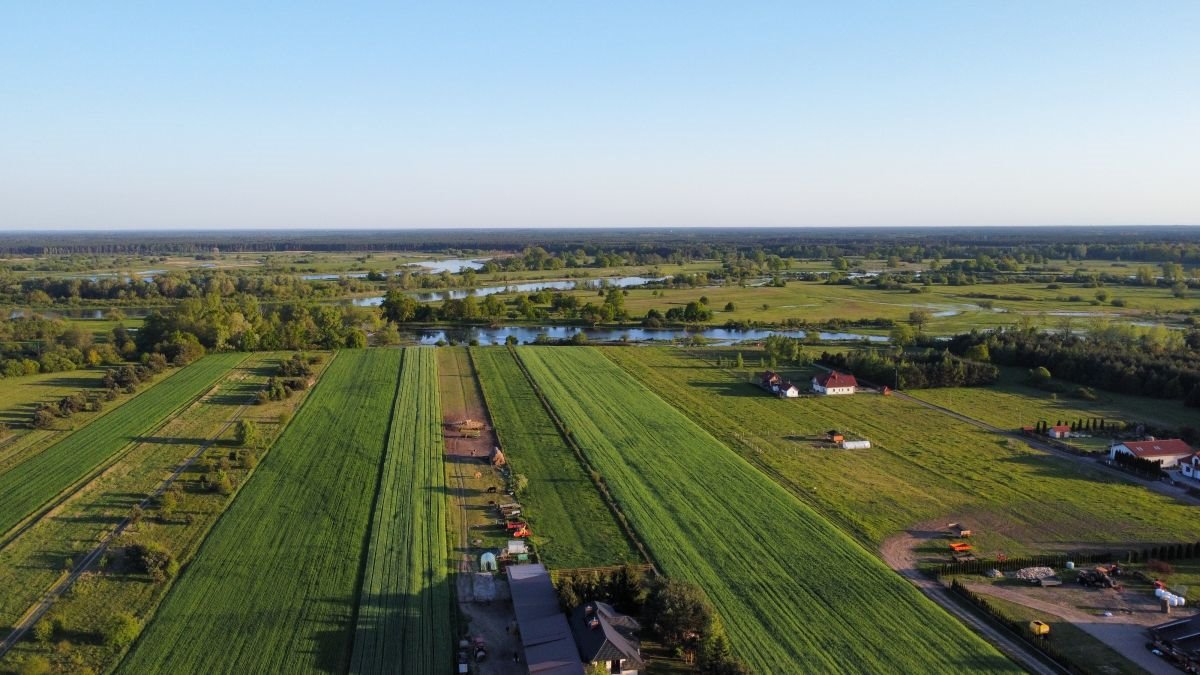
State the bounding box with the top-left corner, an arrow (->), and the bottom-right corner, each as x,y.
605,348 -> 1200,556
472,347 -> 638,568
350,349 -> 453,674
518,347 -> 1015,673
116,349 -> 402,674
0,353 -> 244,538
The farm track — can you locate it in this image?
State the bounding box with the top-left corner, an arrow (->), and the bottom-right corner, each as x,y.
116,350 -> 402,674
517,347 -> 1018,673
0,361 -> 263,657
0,353 -> 246,540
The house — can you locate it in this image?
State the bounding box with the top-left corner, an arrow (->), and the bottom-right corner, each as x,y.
1182,453 -> 1200,480
760,370 -> 800,398
812,371 -> 857,395
570,601 -> 644,675
508,564 -> 585,675
1047,424 -> 1072,439
1109,439 -> 1195,469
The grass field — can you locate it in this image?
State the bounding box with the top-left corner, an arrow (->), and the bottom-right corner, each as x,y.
0,353 -> 329,674
350,349 -> 453,674
605,348 -> 1200,557
0,353 -> 244,538
910,366 -> 1197,440
116,349 -> 402,674
518,347 -> 1016,673
472,347 -> 638,568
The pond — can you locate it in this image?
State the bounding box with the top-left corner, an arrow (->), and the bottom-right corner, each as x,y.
400,325 -> 889,346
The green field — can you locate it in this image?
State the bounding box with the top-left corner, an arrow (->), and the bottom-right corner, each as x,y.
606,348 -> 1200,557
517,347 -> 1015,673
472,347 -> 638,568
0,353 -> 244,538
116,350 -> 402,674
350,349 -> 453,674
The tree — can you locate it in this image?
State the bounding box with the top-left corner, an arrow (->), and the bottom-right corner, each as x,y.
236,419 -> 260,448
32,616 -> 54,643
889,324 -> 915,347
963,343 -> 990,362
380,289 -> 418,324
908,309 -> 932,330
104,612 -> 140,651
17,656 -> 51,675
505,335 -> 519,346
723,302 -> 735,312
643,578 -> 713,648
735,353 -> 744,369
158,490 -> 178,521
345,328 -> 367,348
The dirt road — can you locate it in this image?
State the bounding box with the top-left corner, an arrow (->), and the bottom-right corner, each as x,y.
438,349 -> 524,675
879,528 -> 1065,675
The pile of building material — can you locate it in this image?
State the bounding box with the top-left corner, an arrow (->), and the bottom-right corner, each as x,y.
1015,566 -> 1056,581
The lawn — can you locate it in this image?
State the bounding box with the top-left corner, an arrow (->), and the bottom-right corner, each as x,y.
605,348 -> 1200,558
350,349 -> 453,674
472,347 -> 638,568
115,349 -> 403,674
518,347 -> 1016,673
0,353 -> 244,538
0,353 -> 329,674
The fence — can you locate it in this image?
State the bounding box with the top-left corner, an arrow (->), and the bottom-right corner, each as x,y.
948,580 -> 1075,674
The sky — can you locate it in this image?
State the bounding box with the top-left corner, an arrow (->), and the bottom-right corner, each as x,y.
1,2 -> 1198,230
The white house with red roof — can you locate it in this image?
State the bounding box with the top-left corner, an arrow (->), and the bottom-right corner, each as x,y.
812,371 -> 857,395
1109,439 -> 1195,469
1047,424 -> 1072,439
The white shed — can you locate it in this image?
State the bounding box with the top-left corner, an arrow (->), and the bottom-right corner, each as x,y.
480,552 -> 498,572
508,540 -> 529,555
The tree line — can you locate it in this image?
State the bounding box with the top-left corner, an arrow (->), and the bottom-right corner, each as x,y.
819,349 -> 999,389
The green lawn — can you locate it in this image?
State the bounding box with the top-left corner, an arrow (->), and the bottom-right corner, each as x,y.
472,347 -> 638,568
519,347 -> 1016,673
605,348 -> 1200,558
116,350 -> 403,674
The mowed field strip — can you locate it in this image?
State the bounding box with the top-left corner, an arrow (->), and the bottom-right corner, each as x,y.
0,353 -> 244,538
116,350 -> 402,675
518,347 -> 1016,673
606,348 -> 1200,556
350,348 -> 453,674
472,347 -> 638,568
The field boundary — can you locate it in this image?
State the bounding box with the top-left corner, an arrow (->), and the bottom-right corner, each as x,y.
509,347 -> 658,574
0,354 -> 252,551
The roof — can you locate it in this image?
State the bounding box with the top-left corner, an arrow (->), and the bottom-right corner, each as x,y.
1153,614 -> 1200,653
1118,439 -> 1194,458
761,370 -> 782,383
508,564 -> 584,675
814,371 -> 857,388
571,601 -> 644,669
1049,425 -> 1071,432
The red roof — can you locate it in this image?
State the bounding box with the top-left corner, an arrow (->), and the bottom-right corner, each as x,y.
1119,439 -> 1194,459
1049,425 -> 1071,433
814,371 -> 857,388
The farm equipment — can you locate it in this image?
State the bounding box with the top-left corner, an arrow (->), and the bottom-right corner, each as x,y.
505,521 -> 528,531
1077,568 -> 1117,588
473,636 -> 487,662
512,526 -> 532,538
946,522 -> 972,538
1029,621 -> 1050,637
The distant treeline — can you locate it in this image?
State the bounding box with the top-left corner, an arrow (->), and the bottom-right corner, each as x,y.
945,327 -> 1200,408
819,349 -> 999,389
5,226 -> 1200,263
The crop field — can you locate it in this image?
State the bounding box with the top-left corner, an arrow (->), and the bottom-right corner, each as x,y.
472,347 -> 638,568
517,347 -> 1015,673
116,350 -> 403,674
606,348 -> 1200,556
0,353 -> 244,538
350,349 -> 453,674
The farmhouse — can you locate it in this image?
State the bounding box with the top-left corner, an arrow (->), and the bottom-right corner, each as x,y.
812,371 -> 857,395
1047,424 -> 1072,439
1181,453 -> 1200,480
759,370 -> 800,398
570,601 -> 644,675
508,564 -> 584,675
1109,439 -> 1195,469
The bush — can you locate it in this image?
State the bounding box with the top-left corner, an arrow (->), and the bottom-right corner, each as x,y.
104,612 -> 140,651
17,655 -> 51,675
1148,559 -> 1175,575
126,541 -> 179,582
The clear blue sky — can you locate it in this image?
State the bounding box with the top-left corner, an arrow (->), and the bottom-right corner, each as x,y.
2,2 -> 1197,230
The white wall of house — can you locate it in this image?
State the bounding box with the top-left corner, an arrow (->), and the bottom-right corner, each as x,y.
814,384 -> 855,395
